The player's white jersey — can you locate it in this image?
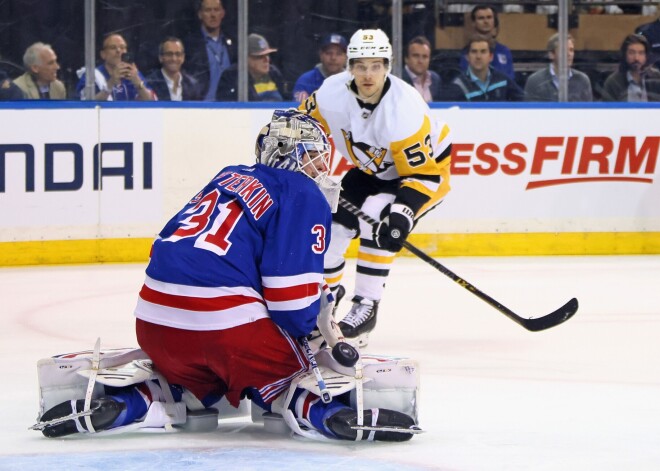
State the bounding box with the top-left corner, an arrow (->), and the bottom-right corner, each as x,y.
300,71 -> 451,214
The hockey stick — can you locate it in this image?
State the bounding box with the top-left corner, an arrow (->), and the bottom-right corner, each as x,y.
300,336 -> 332,403
338,196 -> 579,332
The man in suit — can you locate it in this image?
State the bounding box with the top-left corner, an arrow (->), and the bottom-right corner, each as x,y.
146,37 -> 203,101
184,0 -> 236,101
13,42 -> 66,99
401,36 -> 442,102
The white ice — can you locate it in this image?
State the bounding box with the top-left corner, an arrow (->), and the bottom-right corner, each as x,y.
1,255 -> 659,470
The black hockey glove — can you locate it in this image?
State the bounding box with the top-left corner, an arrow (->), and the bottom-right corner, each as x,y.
374,204 -> 414,253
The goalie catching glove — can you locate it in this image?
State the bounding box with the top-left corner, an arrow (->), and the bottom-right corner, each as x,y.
374,203 -> 414,253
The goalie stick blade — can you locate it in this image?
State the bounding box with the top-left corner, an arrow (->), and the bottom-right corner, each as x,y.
522,297 -> 579,332
350,424 -> 424,435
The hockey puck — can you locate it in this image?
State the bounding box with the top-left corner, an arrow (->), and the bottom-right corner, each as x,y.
332,342 -> 359,367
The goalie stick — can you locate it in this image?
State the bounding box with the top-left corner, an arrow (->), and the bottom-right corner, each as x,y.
339,196 -> 579,332
300,336 -> 332,403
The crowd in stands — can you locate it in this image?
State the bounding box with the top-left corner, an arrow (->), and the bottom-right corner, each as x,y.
0,1 -> 659,102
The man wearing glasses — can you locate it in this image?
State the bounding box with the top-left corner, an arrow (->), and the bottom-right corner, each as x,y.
76,33 -> 154,101
146,37 -> 203,101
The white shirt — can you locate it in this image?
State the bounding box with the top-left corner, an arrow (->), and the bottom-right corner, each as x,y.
162,69 -> 183,101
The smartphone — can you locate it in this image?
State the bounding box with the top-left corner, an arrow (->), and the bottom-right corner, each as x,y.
121,52 -> 133,64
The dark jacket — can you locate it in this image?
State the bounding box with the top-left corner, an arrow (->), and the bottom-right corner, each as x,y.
401,68 -> 443,102
446,67 -> 524,102
183,29 -> 237,98
145,69 -> 203,101
216,64 -> 286,101
601,67 -> 660,102
0,70 -> 25,100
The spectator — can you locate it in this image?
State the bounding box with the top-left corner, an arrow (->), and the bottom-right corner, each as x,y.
401,36 -> 442,102
76,33 -> 154,101
146,37 -> 203,101
184,0 -> 236,101
216,33 -> 284,102
0,70 -> 24,100
459,5 -> 515,80
292,33 -> 347,103
635,12 -> 660,68
13,42 -> 66,99
602,34 -> 660,102
446,35 -> 523,102
524,33 -> 593,102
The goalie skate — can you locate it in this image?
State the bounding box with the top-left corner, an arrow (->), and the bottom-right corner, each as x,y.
35,397 -> 125,438
325,408 -> 416,442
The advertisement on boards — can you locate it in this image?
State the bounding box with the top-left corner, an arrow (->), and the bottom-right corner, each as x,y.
0,108 -> 163,241
328,108 -> 660,233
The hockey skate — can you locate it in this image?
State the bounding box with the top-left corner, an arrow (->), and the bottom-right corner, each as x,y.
338,296 -> 378,347
35,397 -> 125,438
325,408 -> 418,442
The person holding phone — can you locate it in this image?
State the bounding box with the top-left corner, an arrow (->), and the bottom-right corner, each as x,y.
75,33 -> 155,101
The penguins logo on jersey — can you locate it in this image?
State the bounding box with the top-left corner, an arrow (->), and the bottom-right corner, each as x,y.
341,129 -> 389,175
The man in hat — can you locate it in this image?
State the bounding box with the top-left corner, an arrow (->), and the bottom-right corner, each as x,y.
292,33 -> 348,102
216,33 -> 284,101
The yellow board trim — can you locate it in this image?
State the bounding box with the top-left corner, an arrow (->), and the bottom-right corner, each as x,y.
1,232 -> 659,266
0,238 -> 154,266
347,232 -> 660,257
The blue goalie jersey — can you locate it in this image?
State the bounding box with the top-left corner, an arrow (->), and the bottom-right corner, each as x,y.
134,163 -> 332,338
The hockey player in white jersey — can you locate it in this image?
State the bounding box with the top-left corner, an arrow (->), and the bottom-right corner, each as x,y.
31,110 -> 419,442
299,29 -> 453,347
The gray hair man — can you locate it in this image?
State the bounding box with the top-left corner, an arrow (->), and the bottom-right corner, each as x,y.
13,42 -> 66,99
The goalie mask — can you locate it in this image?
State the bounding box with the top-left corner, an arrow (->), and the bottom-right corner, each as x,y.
256,109 -> 340,211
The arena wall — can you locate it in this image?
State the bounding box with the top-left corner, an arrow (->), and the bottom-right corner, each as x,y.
0,102 -> 658,265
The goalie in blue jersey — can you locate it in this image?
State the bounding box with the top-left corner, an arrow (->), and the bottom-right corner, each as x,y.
33,110 -> 419,442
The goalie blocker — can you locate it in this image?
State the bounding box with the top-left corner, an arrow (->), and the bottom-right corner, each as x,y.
31,340 -> 421,441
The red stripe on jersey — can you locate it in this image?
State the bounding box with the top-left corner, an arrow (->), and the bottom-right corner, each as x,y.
262,282 -> 319,302
139,284 -> 265,312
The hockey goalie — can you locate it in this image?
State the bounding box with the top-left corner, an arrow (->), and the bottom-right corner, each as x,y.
30,110 -> 421,442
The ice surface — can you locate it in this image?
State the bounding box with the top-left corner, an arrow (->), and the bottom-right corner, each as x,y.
1,256 -> 659,470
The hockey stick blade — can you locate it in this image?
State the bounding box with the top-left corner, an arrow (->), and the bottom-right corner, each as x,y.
519,297 -> 579,332
350,424 -> 424,435
338,196 -> 579,332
